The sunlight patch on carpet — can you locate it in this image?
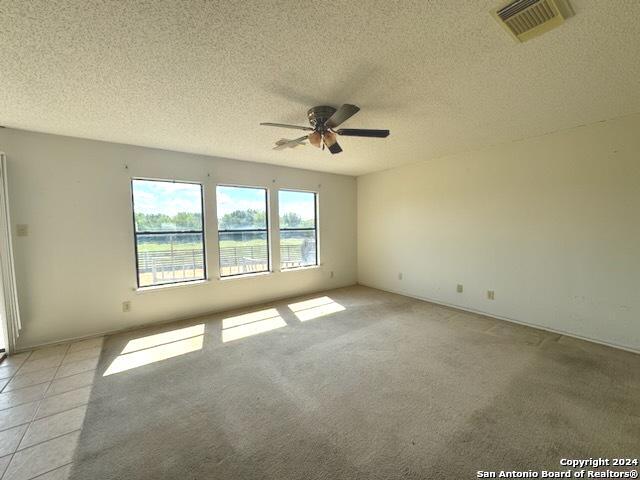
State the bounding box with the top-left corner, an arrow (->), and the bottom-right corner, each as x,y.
288,296 -> 345,322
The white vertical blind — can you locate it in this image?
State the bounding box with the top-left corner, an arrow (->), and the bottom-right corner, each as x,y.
0,153 -> 21,353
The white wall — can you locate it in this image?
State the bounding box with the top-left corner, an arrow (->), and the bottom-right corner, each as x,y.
358,113 -> 640,351
0,129 -> 357,349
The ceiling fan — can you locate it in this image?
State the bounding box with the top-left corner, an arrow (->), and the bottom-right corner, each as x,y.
260,104 -> 390,154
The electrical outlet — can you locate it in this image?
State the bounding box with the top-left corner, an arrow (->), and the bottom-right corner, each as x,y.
16,224 -> 28,237
398,272 -> 403,280
122,301 -> 131,312
457,284 -> 463,293
330,271 -> 334,279
487,290 -> 495,300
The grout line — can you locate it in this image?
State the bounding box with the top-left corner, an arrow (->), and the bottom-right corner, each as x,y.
52,363 -> 100,382
0,343 -> 89,480
0,351 -> 35,480
0,419 -> 34,434
31,398 -> 91,424
10,343 -> 71,467
15,426 -> 84,454
0,383 -> 50,412
0,351 -> 33,394
30,345 -> 72,423
0,455 -> 11,479
28,461 -> 74,480
42,376 -> 97,400
0,339 -> 99,480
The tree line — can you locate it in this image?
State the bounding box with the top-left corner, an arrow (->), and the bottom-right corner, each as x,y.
135,210 -> 313,231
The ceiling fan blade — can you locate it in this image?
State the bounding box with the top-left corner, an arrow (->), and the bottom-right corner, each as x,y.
325,104 -> 360,128
261,122 -> 313,131
336,128 -> 389,138
308,131 -> 322,148
273,135 -> 308,150
323,131 -> 342,154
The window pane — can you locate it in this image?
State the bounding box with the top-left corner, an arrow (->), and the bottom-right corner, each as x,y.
279,190 -> 317,269
279,190 -> 316,228
281,229 -> 317,269
217,186 -> 267,230
136,233 -> 205,287
219,231 -> 268,276
132,180 -> 203,232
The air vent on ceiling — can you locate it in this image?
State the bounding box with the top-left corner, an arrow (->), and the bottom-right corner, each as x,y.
492,0 -> 571,42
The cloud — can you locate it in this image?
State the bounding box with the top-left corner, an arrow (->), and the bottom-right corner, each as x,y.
278,191 -> 316,221
279,200 -> 315,220
216,187 -> 266,217
133,181 -> 201,216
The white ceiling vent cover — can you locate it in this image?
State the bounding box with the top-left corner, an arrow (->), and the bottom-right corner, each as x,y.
492,0 -> 570,42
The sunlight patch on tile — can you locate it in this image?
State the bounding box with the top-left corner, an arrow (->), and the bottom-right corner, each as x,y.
288,296 -> 346,322
103,334 -> 204,376
222,309 -> 286,342
121,324 -> 205,354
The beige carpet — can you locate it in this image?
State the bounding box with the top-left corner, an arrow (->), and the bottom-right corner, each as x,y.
69,286 -> 640,479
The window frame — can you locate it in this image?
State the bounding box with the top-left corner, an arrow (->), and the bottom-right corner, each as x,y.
131,178 -> 207,289
279,189 -> 319,271
216,184 -> 271,278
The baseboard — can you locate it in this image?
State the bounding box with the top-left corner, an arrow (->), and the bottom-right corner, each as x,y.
357,281 -> 640,355
14,281 -> 359,353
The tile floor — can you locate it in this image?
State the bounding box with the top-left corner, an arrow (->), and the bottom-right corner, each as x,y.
0,337 -> 103,480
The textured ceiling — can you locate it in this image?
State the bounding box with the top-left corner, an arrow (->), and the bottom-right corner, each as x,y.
1,1 -> 640,176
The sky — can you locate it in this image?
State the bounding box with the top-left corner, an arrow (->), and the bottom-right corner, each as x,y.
132,180 -> 201,216
132,180 -> 315,220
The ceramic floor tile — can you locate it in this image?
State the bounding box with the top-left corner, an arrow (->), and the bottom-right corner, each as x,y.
0,353 -> 31,369
45,371 -> 95,398
0,424 -> 28,456
32,463 -> 73,480
17,356 -> 65,375
0,378 -> 10,391
0,402 -> 39,432
0,365 -> 21,380
4,368 -> 57,392
0,384 -> 49,411
27,346 -> 69,362
3,430 -> 80,480
54,358 -> 99,380
67,337 -> 103,354
60,347 -> 101,366
19,406 -> 87,450
35,387 -> 91,420
0,453 -> 12,477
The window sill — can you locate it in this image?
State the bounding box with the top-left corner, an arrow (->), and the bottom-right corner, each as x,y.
280,265 -> 321,273
135,279 -> 210,293
219,271 -> 273,281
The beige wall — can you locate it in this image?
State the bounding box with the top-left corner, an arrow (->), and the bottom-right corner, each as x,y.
358,114 -> 640,351
0,129 -> 357,349
4,113 -> 640,352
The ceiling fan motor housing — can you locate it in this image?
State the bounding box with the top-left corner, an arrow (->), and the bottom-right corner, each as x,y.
307,106 -> 337,129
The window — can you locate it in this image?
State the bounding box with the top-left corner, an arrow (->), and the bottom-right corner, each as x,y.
131,179 -> 206,287
279,190 -> 318,269
216,185 -> 269,277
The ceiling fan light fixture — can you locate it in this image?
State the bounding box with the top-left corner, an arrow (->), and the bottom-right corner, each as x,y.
323,131 -> 343,154
308,131 -> 322,148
